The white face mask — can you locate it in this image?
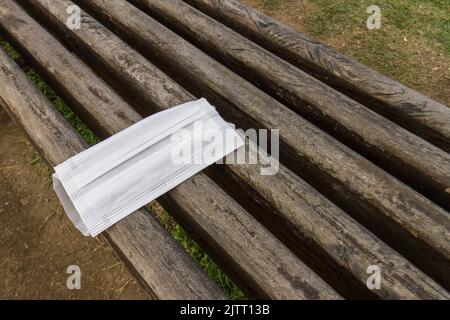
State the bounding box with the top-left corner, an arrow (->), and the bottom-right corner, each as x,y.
53,98 -> 244,236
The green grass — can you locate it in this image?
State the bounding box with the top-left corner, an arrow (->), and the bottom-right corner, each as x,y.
298,0 -> 450,54
0,37 -> 244,300
30,151 -> 42,165
307,0 -> 449,92
255,0 -> 450,105
260,0 -> 287,9
258,0 -> 449,54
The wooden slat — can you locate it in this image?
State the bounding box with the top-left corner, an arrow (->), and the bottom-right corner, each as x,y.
130,0 -> 450,211
185,0 -> 450,153
66,0 -> 450,289
4,0 -> 340,299
215,143 -> 450,299
0,47 -> 226,300
7,0 -> 449,299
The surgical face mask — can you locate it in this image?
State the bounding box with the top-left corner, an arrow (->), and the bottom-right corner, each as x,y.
53,98 -> 244,236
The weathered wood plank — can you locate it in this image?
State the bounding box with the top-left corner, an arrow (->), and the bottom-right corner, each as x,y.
215,142 -> 450,299
66,0 -> 450,289
0,47 -> 226,300
130,0 -> 450,211
4,0 -> 339,299
9,0 -> 450,298
185,0 -> 450,152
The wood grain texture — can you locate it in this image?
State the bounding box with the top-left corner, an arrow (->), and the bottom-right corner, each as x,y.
0,47 -> 226,300
185,0 -> 450,152
215,141 -> 450,299
9,0 -> 340,299
10,0 -> 449,298
0,1 -> 140,140
131,0 -> 450,211
70,0 -> 450,289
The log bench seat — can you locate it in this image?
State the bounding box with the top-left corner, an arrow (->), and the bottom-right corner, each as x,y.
0,0 -> 449,300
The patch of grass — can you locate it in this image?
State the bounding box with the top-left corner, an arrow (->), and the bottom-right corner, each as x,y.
345,29 -> 430,88
260,0 -> 287,9
303,0 -> 450,95
384,1 -> 450,53
247,0 -> 450,105
1,41 -> 20,60
303,0 -> 362,37
301,0 -> 450,55
0,37 -> 244,299
30,152 -> 42,165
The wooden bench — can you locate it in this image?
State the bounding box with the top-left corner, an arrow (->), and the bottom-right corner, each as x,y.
0,0 -> 448,299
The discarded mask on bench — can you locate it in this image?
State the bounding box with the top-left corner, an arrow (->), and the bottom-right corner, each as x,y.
52,98 -> 244,236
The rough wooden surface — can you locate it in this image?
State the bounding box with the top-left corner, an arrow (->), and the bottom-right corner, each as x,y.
0,47 -> 226,300
6,0 -> 341,299
185,0 -> 450,152
217,142 -> 450,299
0,2 -> 141,140
7,0 -> 449,299
131,0 -> 450,211
69,0 -> 450,289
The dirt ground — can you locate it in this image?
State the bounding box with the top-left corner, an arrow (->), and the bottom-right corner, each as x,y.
0,108 -> 147,299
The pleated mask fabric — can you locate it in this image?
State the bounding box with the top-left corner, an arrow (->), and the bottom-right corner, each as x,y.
52,98 -> 244,236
